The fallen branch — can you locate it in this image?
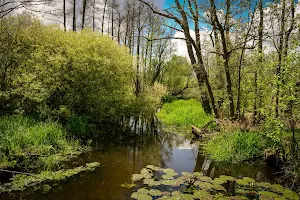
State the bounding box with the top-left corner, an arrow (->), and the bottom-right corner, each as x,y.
191,120 -> 214,138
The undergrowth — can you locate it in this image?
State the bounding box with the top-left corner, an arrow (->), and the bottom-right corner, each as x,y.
156,99 -> 213,132
204,131 -> 266,163
0,115 -> 83,170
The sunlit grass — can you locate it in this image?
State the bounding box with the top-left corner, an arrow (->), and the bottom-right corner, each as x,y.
204,131 -> 266,163
0,115 -> 81,169
156,99 -> 213,131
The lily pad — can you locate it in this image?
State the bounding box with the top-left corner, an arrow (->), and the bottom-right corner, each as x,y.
259,191 -> 281,198
137,188 -> 149,194
149,189 -> 162,196
212,184 -> 226,192
236,179 -> 249,186
193,190 -> 213,199
131,192 -> 139,199
199,176 -> 212,182
194,181 -> 213,190
132,174 -> 144,182
193,172 -> 203,179
146,165 -> 161,171
162,174 -> 174,180
254,182 -> 272,188
121,183 -> 136,188
211,178 -> 227,185
219,175 -> 237,182
182,172 -> 194,177
270,184 -> 285,193
283,189 -> 299,200
242,177 -> 255,183
137,194 -> 153,200
163,168 -> 178,177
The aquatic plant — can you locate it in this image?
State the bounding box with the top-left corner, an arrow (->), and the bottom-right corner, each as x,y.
122,165 -> 300,200
0,162 -> 100,193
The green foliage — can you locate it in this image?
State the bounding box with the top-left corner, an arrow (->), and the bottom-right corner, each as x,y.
0,14 -> 138,122
156,99 -> 213,131
204,132 -> 266,162
123,165 -> 299,200
0,115 -> 82,169
0,162 -> 100,193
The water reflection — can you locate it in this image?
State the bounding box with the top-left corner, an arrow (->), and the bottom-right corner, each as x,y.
3,121 -> 281,200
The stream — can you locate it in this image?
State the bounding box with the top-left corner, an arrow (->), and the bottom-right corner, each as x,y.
5,122 -> 281,200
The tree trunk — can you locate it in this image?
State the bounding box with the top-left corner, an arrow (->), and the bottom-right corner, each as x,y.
82,0 -> 87,29
101,0 -> 108,34
72,0 -> 76,31
63,0 -> 66,31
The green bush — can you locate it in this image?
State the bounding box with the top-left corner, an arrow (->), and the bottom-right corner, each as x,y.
156,99 -> 213,131
204,131 -> 266,162
0,115 -> 81,169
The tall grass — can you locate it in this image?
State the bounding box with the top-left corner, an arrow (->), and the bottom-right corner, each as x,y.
0,115 -> 81,169
204,131 -> 266,162
156,99 -> 213,130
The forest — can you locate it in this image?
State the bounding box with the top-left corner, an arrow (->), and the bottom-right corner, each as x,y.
0,0 -> 299,199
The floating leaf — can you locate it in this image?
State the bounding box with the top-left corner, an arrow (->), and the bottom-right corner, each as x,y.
162,174 -> 174,180
270,184 -> 285,193
182,172 -> 194,177
212,184 -> 226,192
242,177 -> 255,183
193,190 -> 213,199
121,183 -> 136,188
149,189 -> 162,196
137,188 -> 149,194
219,175 -> 237,182
199,176 -> 212,182
172,191 -> 182,197
163,168 -> 178,177
194,181 -> 213,190
131,192 -> 139,199
283,189 -> 299,200
236,179 -> 249,186
259,191 -> 281,199
254,182 -> 272,188
146,165 -> 161,171
137,194 -> 153,200
193,172 -> 203,179
132,174 -> 144,182
211,178 -> 227,185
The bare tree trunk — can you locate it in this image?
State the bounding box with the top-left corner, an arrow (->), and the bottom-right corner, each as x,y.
63,0 -> 66,31
253,0 -> 264,122
73,0 -> 76,31
209,0 -> 234,118
82,0 -> 87,29
101,0 -> 108,34
111,0 -> 114,38
92,0 -> 96,31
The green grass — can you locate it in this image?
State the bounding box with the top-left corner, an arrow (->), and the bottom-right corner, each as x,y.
204,131 -> 266,163
0,115 -> 82,169
156,99 -> 213,131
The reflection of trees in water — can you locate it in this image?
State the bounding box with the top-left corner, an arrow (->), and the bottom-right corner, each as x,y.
129,116 -> 185,172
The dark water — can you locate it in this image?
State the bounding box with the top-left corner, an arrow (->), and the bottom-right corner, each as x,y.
4,123 -> 281,200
